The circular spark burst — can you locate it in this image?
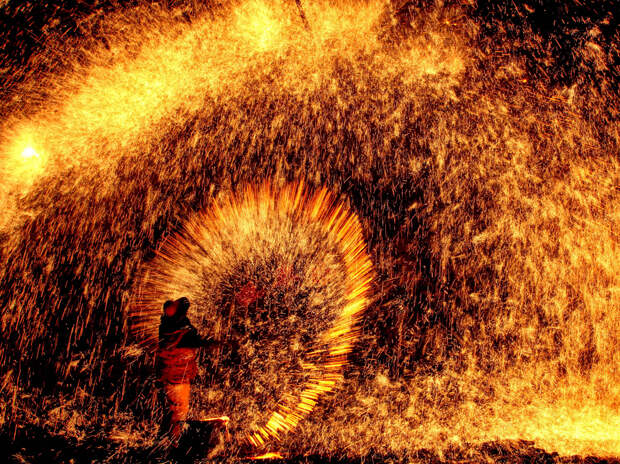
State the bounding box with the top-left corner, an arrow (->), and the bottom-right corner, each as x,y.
129,181 -> 374,446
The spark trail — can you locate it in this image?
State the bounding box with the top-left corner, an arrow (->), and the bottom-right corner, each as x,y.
0,0 -> 618,461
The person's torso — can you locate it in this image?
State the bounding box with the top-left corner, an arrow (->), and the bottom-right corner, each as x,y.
157,318 -> 200,383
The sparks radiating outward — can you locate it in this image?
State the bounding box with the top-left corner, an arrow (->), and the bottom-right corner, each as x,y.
0,0 -> 618,461
129,181 -> 374,446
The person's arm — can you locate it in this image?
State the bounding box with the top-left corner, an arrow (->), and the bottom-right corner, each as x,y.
177,322 -> 219,350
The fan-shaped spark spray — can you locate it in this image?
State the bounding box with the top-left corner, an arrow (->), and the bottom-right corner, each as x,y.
129,181 -> 374,447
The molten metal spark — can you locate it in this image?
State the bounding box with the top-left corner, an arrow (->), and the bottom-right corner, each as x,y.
249,451 -> 285,460
129,181 -> 374,447
202,415 -> 230,423
0,0 -> 617,460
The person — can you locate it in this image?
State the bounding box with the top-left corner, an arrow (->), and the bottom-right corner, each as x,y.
156,297 -> 218,442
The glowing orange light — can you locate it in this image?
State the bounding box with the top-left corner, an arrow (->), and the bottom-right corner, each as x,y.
129,180 -> 374,448
203,415 -> 230,423
21,146 -> 40,159
249,451 -> 285,460
2,0 -> 615,458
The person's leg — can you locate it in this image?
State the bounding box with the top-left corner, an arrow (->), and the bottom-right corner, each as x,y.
165,382 -> 191,441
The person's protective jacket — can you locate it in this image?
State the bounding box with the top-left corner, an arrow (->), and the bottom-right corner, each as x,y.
156,315 -> 214,384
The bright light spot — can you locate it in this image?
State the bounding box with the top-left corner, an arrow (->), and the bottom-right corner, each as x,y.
250,452 -> 285,460
234,1 -> 283,52
21,146 -> 40,159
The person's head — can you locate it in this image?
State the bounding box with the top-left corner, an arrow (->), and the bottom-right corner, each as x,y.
163,300 -> 176,317
175,297 -> 190,317
162,297 -> 190,318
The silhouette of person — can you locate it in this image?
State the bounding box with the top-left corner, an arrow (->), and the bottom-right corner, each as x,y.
156,297 -> 217,441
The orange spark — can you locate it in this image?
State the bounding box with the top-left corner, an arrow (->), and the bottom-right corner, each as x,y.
249,451 -> 285,460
